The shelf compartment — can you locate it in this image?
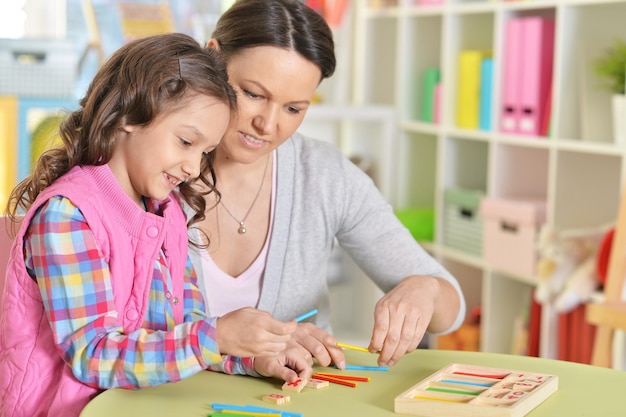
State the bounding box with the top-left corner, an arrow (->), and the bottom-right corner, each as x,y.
554,1 -> 626,143
443,135 -> 489,191
552,150 -> 622,230
397,132 -> 438,210
482,273 -> 535,354
357,16 -> 398,106
445,11 -> 495,131
401,14 -> 443,122
490,143 -> 549,200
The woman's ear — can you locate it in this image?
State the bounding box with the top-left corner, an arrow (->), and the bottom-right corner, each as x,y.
206,39 -> 220,51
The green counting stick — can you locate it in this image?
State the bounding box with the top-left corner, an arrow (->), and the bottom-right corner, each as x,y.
426,387 -> 480,396
207,414 -> 265,417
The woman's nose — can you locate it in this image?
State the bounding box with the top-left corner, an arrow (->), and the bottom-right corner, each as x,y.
253,105 -> 279,134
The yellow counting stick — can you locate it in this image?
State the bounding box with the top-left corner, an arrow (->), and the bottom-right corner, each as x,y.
337,342 -> 373,353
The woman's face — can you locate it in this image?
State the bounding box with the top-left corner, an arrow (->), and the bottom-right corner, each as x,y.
217,44 -> 322,164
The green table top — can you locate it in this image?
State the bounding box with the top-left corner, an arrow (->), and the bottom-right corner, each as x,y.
81,349 -> 626,417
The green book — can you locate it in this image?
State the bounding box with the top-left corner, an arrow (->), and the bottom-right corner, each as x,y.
421,67 -> 441,122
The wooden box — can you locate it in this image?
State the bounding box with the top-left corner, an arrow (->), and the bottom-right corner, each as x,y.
394,363 -> 558,417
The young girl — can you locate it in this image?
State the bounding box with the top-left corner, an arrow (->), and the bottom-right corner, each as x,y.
190,0 -> 465,370
0,33 -> 308,417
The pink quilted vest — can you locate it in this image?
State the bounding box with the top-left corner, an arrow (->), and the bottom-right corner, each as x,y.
0,165 -> 188,417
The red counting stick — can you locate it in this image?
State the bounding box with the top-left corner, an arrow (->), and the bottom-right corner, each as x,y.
311,374 -> 357,388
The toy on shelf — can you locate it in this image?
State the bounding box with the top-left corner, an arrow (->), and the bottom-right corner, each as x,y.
394,363 -> 558,417
535,224 -> 609,313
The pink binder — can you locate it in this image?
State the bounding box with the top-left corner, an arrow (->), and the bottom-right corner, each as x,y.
519,17 -> 555,136
501,18 -> 523,133
434,82 -> 442,124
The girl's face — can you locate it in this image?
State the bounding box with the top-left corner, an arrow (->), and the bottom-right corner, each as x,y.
217,45 -> 322,164
109,94 -> 230,205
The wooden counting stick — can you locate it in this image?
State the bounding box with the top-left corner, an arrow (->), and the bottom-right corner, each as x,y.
262,392 -> 291,404
282,378 -> 307,393
306,378 -> 330,389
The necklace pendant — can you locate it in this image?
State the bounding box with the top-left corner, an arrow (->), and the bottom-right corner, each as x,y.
238,222 -> 247,234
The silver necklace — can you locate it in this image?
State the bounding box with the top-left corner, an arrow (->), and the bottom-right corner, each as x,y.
220,154 -> 270,234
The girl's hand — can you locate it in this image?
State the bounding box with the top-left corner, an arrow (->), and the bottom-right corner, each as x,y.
290,322 -> 346,369
216,307 -> 297,358
254,346 -> 314,382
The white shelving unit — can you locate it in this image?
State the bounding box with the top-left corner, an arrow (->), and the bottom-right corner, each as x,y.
351,0 -> 626,358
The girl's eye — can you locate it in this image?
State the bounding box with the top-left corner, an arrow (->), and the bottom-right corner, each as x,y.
179,137 -> 192,147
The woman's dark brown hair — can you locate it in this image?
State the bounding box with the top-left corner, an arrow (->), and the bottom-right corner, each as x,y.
212,0 -> 336,81
6,33 -> 237,232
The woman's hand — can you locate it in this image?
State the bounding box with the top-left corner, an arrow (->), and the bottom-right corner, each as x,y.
290,322 -> 346,369
369,275 -> 441,367
253,346 -> 314,383
216,307 -> 297,358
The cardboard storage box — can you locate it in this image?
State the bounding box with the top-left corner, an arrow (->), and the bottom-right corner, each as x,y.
0,39 -> 77,97
444,188 -> 484,256
480,197 -> 547,277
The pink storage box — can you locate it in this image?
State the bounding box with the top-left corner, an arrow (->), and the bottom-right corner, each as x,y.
480,197 -> 547,278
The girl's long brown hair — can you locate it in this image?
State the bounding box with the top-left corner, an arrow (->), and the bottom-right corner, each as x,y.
6,33 -> 237,238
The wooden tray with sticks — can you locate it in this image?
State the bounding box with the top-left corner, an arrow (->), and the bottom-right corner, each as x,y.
394,363 -> 558,417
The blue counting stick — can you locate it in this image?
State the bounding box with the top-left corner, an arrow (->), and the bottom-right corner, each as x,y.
294,308 -> 318,322
441,379 -> 493,387
341,365 -> 389,371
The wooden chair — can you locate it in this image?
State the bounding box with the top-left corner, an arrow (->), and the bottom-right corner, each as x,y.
586,184 -> 626,367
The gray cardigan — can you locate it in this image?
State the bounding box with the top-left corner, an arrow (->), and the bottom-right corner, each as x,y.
189,133 -> 465,334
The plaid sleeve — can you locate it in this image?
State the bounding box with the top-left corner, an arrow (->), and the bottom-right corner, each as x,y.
25,196 -> 225,389
182,254 -> 261,377
183,254 -> 209,323
206,356 -> 260,376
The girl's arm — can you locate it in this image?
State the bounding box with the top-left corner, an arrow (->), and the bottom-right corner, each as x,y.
26,197 -> 234,388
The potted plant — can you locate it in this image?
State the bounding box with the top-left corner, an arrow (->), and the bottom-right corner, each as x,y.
593,39 -> 626,145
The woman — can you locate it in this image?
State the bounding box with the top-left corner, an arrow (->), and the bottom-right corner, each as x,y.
189,0 -> 466,370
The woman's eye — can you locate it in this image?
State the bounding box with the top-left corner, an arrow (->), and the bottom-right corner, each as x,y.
287,106 -> 301,115
179,137 -> 192,147
243,89 -> 261,99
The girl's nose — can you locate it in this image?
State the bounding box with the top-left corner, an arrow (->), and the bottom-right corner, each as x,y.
182,155 -> 201,181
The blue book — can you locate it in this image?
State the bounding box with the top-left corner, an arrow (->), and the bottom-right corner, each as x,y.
479,57 -> 493,131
